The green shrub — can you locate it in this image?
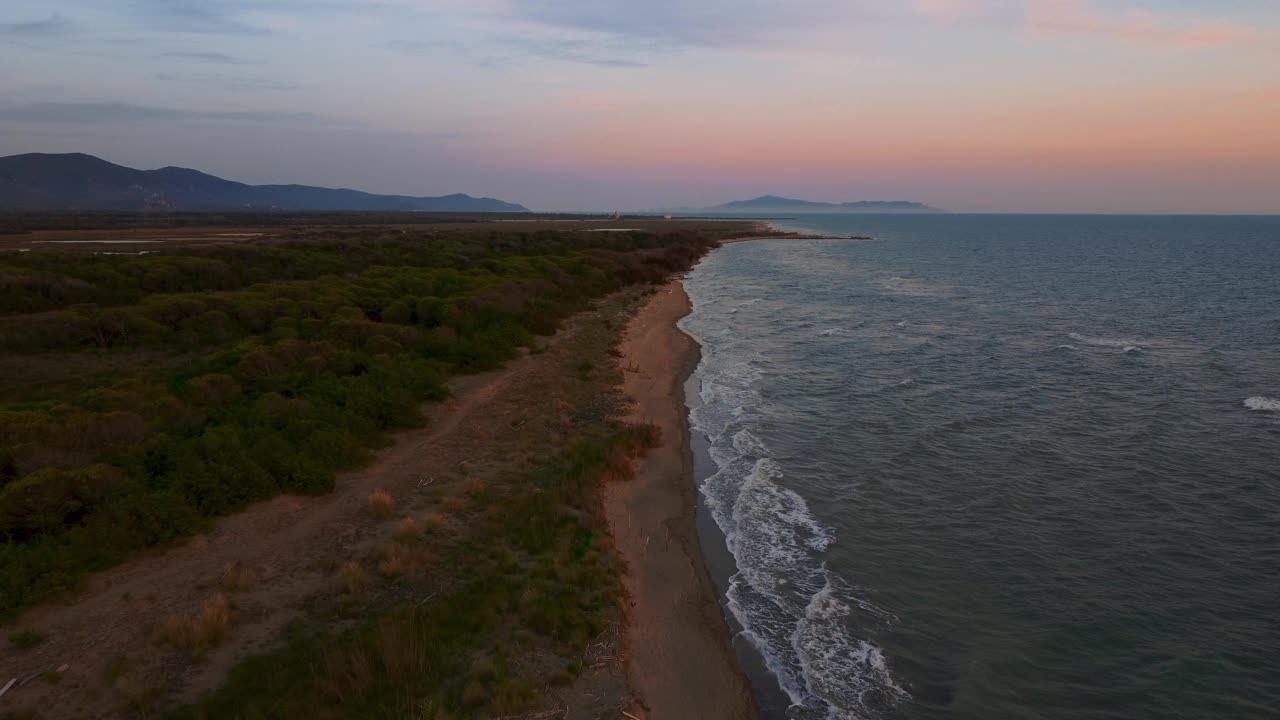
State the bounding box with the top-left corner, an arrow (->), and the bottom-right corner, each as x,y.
0,464 -> 125,541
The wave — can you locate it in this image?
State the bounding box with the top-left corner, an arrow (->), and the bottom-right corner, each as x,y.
689,346 -> 905,719
1244,396 -> 1280,412
1068,332 -> 1146,349
794,582 -> 909,717
881,275 -> 951,297
821,321 -> 866,338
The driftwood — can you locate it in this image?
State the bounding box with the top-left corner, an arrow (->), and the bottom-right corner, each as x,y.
0,677 -> 16,699
623,711 -> 643,720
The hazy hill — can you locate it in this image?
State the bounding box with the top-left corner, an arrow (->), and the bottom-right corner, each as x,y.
702,195 -> 940,214
0,153 -> 530,212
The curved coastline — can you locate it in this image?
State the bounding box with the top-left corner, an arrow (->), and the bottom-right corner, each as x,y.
673,231 -> 903,720
607,230 -> 857,719
606,277 -> 757,720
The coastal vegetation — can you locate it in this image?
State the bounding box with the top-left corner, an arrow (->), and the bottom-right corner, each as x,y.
172,423 -> 657,719
0,219 -> 738,617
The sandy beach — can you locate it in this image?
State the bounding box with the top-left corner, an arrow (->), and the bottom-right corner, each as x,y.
607,278 -> 758,720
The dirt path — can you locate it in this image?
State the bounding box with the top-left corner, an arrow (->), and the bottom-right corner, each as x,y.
605,280 -> 758,720
0,336 -> 557,718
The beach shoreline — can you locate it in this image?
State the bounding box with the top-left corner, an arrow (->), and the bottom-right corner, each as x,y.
607,277 -> 757,720
606,232 -> 829,718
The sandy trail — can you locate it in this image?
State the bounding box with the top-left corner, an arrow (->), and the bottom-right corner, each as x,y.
0,344 -> 543,718
606,280 -> 757,720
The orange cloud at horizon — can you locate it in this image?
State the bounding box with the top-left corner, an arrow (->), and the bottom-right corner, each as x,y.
910,0 -> 1259,49
557,86 -> 1280,177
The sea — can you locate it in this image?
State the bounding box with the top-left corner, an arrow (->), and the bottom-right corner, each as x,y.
678,214 -> 1280,720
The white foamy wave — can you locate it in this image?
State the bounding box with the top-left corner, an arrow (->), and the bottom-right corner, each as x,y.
1123,346 -> 1141,354
820,328 -> 842,337
732,459 -> 832,558
794,582 -> 910,717
701,454 -> 902,719
1244,396 -> 1280,412
1056,344 -> 1078,351
1068,332 -> 1146,349
733,429 -> 771,457
691,361 -> 763,439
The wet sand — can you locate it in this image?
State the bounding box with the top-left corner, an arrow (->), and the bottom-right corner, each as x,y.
607,279 -> 758,720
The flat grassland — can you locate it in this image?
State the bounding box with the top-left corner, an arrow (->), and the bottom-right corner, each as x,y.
0,216 -> 767,719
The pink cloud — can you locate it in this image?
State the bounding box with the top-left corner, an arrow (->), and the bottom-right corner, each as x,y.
1023,0 -> 1254,49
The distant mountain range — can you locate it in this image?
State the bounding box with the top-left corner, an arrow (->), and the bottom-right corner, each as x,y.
677,195 -> 940,214
0,153 -> 529,213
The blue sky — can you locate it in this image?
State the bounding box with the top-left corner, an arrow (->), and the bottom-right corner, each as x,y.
1,1 -> 1277,212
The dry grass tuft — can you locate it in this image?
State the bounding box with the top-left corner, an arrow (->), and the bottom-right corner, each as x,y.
394,516 -> 421,543
379,543 -> 412,578
442,494 -> 467,513
367,489 -> 394,518
156,594 -> 230,655
461,477 -> 487,498
339,561 -> 370,596
220,561 -> 258,593
422,511 -> 447,533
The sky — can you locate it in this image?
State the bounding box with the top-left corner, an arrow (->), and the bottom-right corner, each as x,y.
0,0 -> 1277,213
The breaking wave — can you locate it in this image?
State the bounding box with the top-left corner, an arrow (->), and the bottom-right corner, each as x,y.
1244,396 -> 1280,412
686,336 -> 906,719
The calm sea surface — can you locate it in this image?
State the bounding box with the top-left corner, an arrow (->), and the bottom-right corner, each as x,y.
679,215 -> 1280,720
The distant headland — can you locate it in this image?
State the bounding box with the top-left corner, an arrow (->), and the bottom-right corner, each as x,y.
0,153 -> 530,213
670,195 -> 942,214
